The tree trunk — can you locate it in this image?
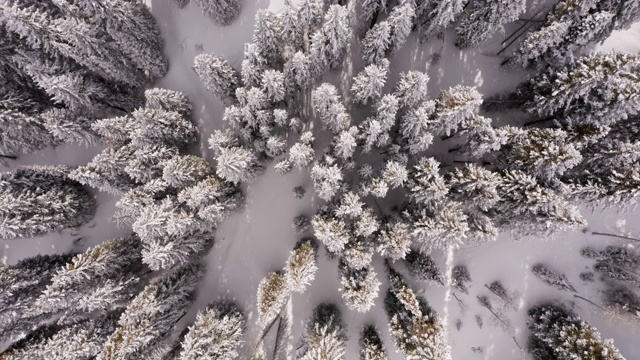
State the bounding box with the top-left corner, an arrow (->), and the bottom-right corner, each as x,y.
523,116 -> 555,127
592,231 -> 640,242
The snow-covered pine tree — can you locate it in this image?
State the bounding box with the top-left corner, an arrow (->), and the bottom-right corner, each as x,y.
2,2 -> 145,88
70,145 -> 139,195
414,0 -> 468,43
399,100 -> 436,153
312,208 -> 351,253
527,304 -> 625,360
0,253 -> 74,341
313,83 -> 350,133
361,21 -> 391,66
385,265 -> 452,360
194,53 -> 240,105
311,157 -> 344,201
162,155 -> 215,189
284,51 -> 312,92
132,197 -> 212,270
493,126 -> 583,181
508,1 -> 636,68
280,1 -> 304,53
351,59 -> 389,105
521,52 -> 640,130
241,43 -> 268,88
31,235 -> 142,318
359,94 -> 399,153
407,157 -> 449,204
387,2 -> 415,54
285,239 -> 318,293
332,127 -> 358,160
2,311 -> 120,360
493,170 -> 586,236
215,145 -> 262,184
256,271 -> 290,329
405,249 -> 445,285
394,71 -> 430,108
130,108 -> 198,148
261,69 -> 286,104
144,88 -> 192,118
253,10 -> 283,65
455,0 -> 526,48
125,145 -> 178,184
98,263 -> 205,360
565,118 -> 640,208
97,0 -> 169,80
359,325 -> 388,360
0,110 -> 56,165
314,5 -> 350,70
192,0 -> 240,25
0,166 -> 95,239
410,201 -> 469,251
299,0 -> 325,36
178,301 -> 245,360
377,220 -> 411,260
288,131 -> 316,168
339,260 -> 381,313
178,175 -> 243,227
298,303 -> 347,360
432,85 -> 484,137
360,0 -> 389,25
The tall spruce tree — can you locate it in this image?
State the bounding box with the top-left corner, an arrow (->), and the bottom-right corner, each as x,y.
178,301 -> 245,360
527,304 -> 625,360
455,0 -> 525,48
194,53 -> 240,105
0,166 -> 95,239
98,263 -> 205,360
193,0 -> 240,25
0,253 -> 74,342
298,303 -> 347,360
385,265 -> 452,360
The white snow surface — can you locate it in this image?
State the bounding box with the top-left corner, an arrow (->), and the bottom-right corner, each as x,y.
2,1 -> 640,359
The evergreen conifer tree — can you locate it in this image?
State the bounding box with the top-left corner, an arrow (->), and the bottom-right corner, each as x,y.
351,60 -> 389,105
339,260 -> 381,313
455,0 -> 525,48
194,53 -> 240,105
178,301 -> 245,360
98,263 -> 205,360
285,239 -> 318,293
193,0 -> 240,25
0,253 -> 74,341
527,304 -> 624,360
31,235 -> 143,318
253,10 -> 283,65
359,325 -> 388,360
298,303 -> 347,360
0,166 -> 95,239
384,265 -> 452,360
256,271 -> 290,329
313,84 -> 350,133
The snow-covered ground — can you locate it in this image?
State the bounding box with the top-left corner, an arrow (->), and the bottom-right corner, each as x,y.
2,1 -> 640,359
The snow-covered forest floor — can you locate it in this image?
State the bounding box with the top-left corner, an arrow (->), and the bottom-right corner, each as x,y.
3,0 -> 640,359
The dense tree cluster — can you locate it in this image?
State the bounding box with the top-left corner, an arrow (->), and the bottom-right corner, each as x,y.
0,0 -> 167,162
1,0 -> 640,358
